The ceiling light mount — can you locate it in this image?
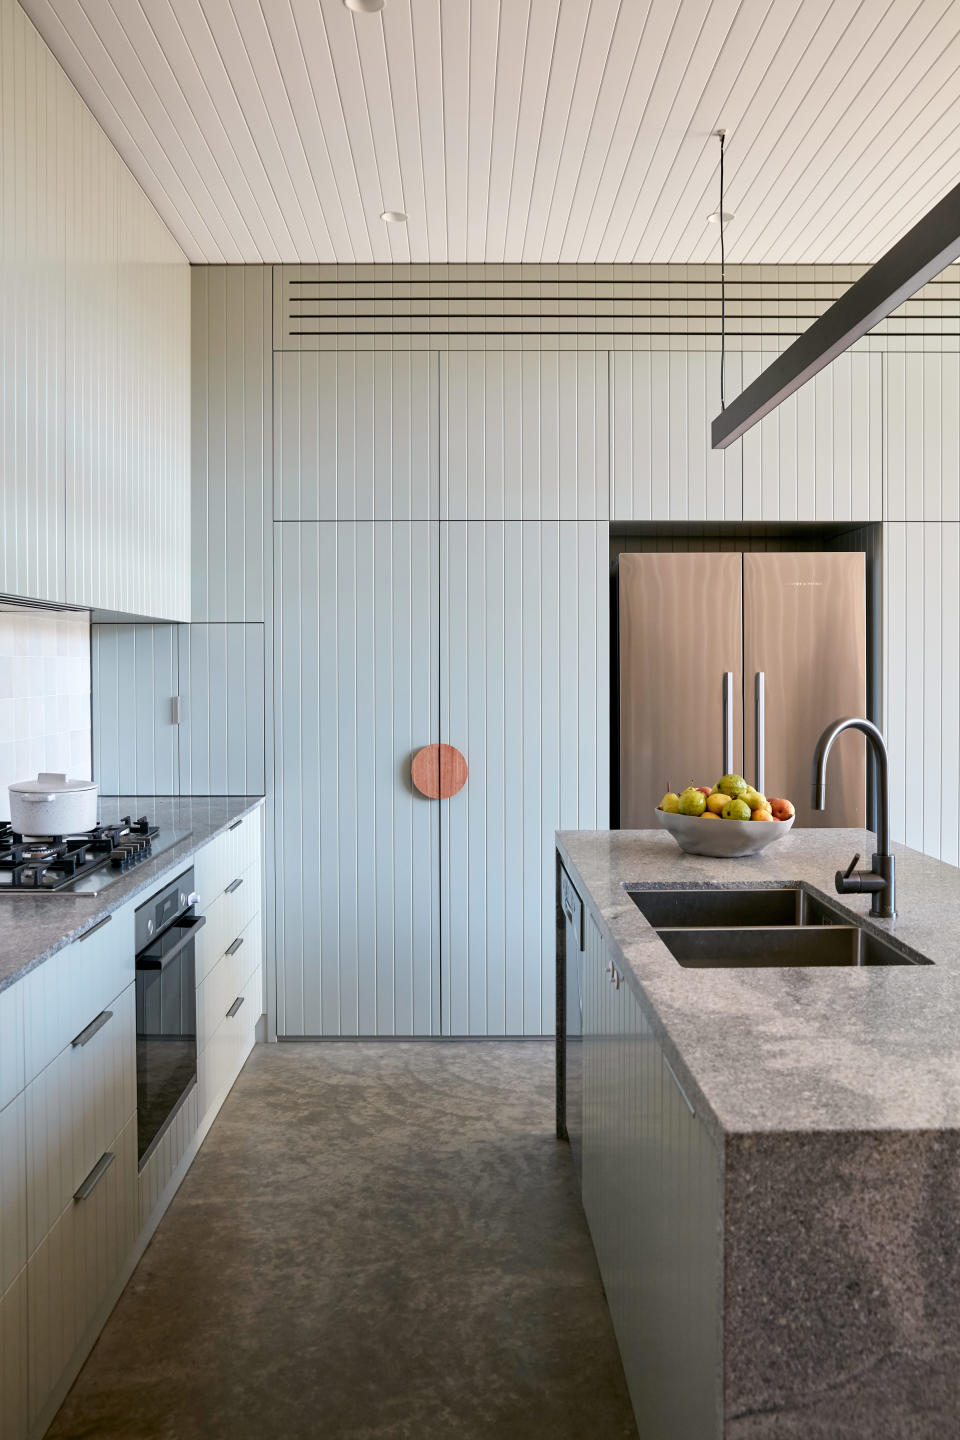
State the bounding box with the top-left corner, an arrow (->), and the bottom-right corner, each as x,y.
344,0 -> 385,13
380,210 -> 407,224
707,210 -> 735,225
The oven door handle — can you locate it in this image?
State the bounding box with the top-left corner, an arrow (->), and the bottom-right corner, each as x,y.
136,913 -> 205,971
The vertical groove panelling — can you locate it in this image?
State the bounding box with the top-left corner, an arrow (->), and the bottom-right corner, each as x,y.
0,0 -> 189,616
83,145 -> 190,620
178,624 -> 265,795
191,267 -> 272,621
610,350 -> 881,523
0,1093 -> 26,1297
63,94 -> 119,612
885,353 -> 960,521
579,924 -> 722,1438
439,351 -> 609,519
273,351 -> 439,520
27,1115 -> 137,1428
883,522 -> 960,864
91,626 -> 179,795
0,0 -> 66,602
0,1266 -> 27,1440
440,523 -> 608,1036
274,523 -> 440,1036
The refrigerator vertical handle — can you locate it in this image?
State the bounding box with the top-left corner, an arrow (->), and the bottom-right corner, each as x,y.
722,672 -> 734,776
755,671 -> 765,793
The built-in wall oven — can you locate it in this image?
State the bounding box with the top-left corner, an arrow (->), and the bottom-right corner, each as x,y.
135,867 -> 205,1168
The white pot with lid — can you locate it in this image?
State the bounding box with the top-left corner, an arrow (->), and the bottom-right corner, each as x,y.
8,773 -> 99,837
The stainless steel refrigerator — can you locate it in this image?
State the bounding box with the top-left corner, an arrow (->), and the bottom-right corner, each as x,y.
616,551 -> 867,829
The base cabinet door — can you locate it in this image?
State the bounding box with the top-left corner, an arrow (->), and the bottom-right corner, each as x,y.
0,1268 -> 27,1440
27,1115 -> 137,1427
580,923 -> 722,1439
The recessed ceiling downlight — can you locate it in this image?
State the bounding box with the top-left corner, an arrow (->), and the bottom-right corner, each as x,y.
344,0 -> 384,11
707,210 -> 734,224
381,210 -> 407,224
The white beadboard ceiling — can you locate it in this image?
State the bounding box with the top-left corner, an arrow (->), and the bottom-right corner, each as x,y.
18,0 -> 960,266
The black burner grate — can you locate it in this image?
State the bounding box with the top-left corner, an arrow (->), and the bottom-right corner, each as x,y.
0,815 -> 159,890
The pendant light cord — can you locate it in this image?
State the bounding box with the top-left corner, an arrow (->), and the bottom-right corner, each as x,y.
719,130 -> 726,412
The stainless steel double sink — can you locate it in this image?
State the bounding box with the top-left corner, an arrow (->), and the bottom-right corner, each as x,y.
627,887 -> 930,968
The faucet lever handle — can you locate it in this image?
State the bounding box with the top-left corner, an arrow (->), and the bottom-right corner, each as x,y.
843,852 -> 861,879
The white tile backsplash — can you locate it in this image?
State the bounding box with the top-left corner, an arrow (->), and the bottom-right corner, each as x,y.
0,608 -> 91,822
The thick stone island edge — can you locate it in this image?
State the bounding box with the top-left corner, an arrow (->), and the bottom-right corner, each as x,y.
556,826 -> 960,1142
0,796 -> 264,994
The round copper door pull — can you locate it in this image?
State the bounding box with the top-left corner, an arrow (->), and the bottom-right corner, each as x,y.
410,744 -> 468,799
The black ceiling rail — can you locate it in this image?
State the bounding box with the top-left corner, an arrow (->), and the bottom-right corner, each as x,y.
711,176 -> 960,448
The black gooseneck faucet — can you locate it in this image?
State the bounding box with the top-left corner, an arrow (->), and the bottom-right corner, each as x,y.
811,717 -> 896,919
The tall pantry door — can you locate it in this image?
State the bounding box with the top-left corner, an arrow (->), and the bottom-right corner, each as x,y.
743,552 -> 866,828
274,522 -> 441,1036
439,522 -> 609,1036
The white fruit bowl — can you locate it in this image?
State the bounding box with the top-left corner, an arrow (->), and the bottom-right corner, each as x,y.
654,807 -> 794,858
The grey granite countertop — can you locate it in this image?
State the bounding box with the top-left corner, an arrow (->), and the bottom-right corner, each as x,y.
557,827 -> 960,1145
0,795 -> 264,995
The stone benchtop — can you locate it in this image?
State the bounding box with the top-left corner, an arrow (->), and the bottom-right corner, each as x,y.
0,795 -> 264,995
556,827 -> 960,1146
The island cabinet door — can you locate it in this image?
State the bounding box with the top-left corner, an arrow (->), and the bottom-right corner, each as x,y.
274,522 -> 441,1036
579,929 -> 723,1440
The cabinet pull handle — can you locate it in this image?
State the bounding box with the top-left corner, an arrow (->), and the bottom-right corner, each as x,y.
71,1009 -> 113,1049
229,819 -> 243,831
663,1055 -> 696,1118
78,913 -> 112,943
226,995 -> 245,1018
722,671 -> 734,776
73,1151 -> 115,1202
225,877 -> 243,893
226,936 -> 244,956
754,671 -> 765,793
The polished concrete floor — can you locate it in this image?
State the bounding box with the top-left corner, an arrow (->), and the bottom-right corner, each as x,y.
48,1041 -> 638,1439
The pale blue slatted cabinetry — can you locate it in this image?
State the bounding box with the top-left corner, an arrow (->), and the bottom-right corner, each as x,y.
610,349 -> 882,523
271,347 -> 609,1036
273,351 -> 438,520
581,911 -> 722,1438
439,522 -> 608,1035
273,522 -> 441,1037
439,351 -> 609,519
91,624 -> 264,797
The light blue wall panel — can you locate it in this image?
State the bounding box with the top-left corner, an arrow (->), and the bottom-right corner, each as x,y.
439,522 -> 609,1036
178,624 -> 265,796
610,349 -> 882,523
191,267 -> 272,621
440,351 -> 609,519
273,352 -> 439,520
274,522 -> 440,1036
91,625 -> 179,795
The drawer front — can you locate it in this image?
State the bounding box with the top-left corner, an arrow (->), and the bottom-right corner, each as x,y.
25,984 -> 136,1254
0,983 -> 24,1113
197,913 -> 260,1051
195,859 -> 260,986
27,1114 -> 136,1426
0,1094 -> 26,1295
0,1267 -> 27,1440
193,810 -> 261,910
21,905 -> 134,1087
199,960 -> 259,1124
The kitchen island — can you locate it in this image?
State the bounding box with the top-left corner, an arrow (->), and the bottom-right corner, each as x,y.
556,827 -> 960,1440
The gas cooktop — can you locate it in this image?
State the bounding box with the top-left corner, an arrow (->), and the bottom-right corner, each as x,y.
0,816 -> 191,896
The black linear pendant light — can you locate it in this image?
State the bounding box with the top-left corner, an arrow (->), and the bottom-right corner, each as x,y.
711,176 -> 960,449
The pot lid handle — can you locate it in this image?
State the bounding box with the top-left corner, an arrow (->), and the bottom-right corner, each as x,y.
37,773 -> 68,783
